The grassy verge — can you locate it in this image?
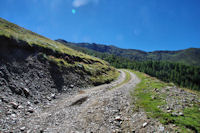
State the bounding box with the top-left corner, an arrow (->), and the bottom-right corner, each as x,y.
110,70 -> 131,89
130,70 -> 200,133
90,68 -> 119,85
46,55 -> 119,85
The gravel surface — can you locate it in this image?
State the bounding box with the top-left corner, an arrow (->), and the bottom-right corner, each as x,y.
9,70 -> 142,132
2,69 -> 180,133
1,69 -> 177,133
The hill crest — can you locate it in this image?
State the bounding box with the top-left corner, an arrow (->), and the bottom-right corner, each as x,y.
56,39 -> 200,66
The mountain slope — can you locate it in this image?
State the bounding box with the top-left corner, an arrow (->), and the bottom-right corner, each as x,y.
0,18 -> 118,86
0,18 -> 118,131
56,39 -> 200,66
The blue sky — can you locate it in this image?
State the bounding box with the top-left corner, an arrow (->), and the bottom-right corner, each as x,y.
0,0 -> 200,51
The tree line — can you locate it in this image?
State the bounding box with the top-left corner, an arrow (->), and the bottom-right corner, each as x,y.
69,46 -> 200,91
104,55 -> 200,91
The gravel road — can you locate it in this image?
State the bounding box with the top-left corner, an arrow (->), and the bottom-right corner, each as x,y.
14,70 -> 141,132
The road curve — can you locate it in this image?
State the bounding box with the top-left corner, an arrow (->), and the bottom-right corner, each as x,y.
15,70 -> 140,132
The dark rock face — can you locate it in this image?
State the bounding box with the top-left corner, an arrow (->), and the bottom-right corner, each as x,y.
0,37 -> 88,131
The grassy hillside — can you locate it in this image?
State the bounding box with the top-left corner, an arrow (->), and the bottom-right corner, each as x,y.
0,18 -> 119,85
57,40 -> 200,66
131,70 -> 200,132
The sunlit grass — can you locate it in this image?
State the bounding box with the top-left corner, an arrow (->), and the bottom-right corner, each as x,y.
0,18 -> 105,62
0,17 -> 119,85
131,70 -> 200,132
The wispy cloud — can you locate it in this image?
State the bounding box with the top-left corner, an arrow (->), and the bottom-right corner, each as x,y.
40,0 -> 64,11
72,0 -> 99,8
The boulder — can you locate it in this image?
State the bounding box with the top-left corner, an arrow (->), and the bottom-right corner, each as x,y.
51,93 -> 56,99
27,107 -> 34,113
115,116 -> 122,121
178,112 -> 184,116
70,85 -> 74,88
22,88 -> 30,97
10,102 -> 18,109
142,122 -> 148,128
20,126 -> 26,131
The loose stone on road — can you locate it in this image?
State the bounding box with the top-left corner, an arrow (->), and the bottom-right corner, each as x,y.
14,70 -> 142,132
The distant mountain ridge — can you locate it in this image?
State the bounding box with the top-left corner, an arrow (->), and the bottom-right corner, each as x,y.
56,39 -> 200,66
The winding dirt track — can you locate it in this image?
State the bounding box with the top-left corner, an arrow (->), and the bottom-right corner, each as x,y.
17,70 -> 140,132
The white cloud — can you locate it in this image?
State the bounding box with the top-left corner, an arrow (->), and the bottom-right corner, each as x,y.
73,0 -> 88,8
72,0 -> 100,8
41,0 -> 64,11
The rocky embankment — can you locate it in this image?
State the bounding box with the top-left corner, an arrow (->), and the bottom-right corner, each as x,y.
0,18 -> 119,132
0,36 -> 104,131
